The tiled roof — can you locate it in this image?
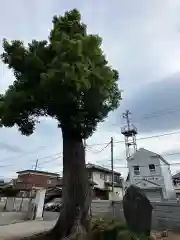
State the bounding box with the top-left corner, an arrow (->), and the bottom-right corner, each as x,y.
86,163 -> 121,176
172,172 -> 180,179
16,170 -> 60,177
54,178 -> 97,186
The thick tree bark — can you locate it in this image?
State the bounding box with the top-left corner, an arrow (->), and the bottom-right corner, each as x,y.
50,129 -> 91,239
21,130 -> 91,240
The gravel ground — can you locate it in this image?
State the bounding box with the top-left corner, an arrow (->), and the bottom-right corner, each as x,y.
152,231 -> 180,239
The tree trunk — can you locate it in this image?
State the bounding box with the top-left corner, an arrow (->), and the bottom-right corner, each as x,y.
51,129 -> 91,238
19,130 -> 91,240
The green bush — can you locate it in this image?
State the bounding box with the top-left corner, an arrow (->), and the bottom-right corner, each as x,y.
90,216 -> 127,240
90,216 -> 153,240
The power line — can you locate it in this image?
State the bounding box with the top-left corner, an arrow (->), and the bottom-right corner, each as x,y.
110,106 -> 180,129
86,141 -> 111,154
0,144 -> 52,163
1,131 -> 180,169
1,130 -> 180,173
5,149 -> 180,171
3,160 -> 180,180
0,151 -> 62,165
96,161 -> 180,169
87,130 -> 180,147
3,145 -> 180,178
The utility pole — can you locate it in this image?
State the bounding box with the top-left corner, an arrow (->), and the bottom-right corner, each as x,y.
34,159 -> 38,170
84,139 -> 86,162
111,137 -> 115,217
111,137 -> 114,193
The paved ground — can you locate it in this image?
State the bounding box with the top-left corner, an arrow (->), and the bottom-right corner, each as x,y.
0,220 -> 56,239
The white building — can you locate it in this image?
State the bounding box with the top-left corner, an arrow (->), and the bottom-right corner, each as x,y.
86,163 -> 124,200
172,172 -> 180,198
127,148 -> 176,201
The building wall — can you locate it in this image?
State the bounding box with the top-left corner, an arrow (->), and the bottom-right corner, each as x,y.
16,173 -> 58,192
128,149 -> 165,188
160,160 -> 176,200
127,149 -> 176,200
92,171 -> 105,189
92,171 -> 122,189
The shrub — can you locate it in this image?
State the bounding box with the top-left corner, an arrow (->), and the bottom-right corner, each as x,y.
90,216 -> 154,240
90,216 -> 127,240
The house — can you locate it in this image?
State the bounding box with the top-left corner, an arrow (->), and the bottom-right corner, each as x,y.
86,163 -> 124,200
172,172 -> 180,198
45,177 -> 97,203
15,170 -> 60,197
45,163 -> 124,202
15,164 -> 124,200
127,148 -> 176,201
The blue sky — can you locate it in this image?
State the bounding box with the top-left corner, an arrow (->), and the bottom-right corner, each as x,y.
1,0 -> 180,179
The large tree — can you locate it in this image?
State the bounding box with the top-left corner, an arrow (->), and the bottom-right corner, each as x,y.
0,9 -> 121,239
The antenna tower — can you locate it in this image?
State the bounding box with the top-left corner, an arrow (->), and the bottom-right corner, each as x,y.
121,110 -> 138,159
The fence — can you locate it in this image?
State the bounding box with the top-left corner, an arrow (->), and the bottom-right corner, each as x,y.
43,200 -> 180,232
0,197 -> 31,212
0,197 -> 32,225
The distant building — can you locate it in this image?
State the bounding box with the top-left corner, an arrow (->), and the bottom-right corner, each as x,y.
126,148 -> 176,201
15,164 -> 124,200
86,163 -> 124,200
172,172 -> 180,198
15,170 -> 60,197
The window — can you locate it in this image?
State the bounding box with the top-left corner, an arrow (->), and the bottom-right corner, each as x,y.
115,175 -> 121,183
100,173 -> 107,181
47,179 -> 52,184
133,166 -> 140,175
88,171 -> 92,179
100,173 -> 104,180
149,164 -> 156,173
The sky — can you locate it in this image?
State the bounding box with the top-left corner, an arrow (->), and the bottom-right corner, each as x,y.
1,0 -> 180,180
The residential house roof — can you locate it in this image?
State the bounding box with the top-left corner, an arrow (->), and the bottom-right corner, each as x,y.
16,170 -> 60,177
129,148 -> 170,165
172,172 -> 180,179
51,177 -> 97,187
86,163 -> 121,176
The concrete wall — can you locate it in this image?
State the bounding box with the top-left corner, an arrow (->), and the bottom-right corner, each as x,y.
114,201 -> 180,232
43,200 -> 180,232
43,200 -> 112,221
0,197 -> 31,212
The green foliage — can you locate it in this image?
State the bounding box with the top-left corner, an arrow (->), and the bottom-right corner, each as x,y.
90,216 -> 153,240
0,9 -> 121,138
90,216 -> 127,240
0,186 -> 19,197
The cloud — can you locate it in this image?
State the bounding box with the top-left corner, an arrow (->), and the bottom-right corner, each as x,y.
1,0 -> 180,179
114,73 -> 180,134
0,141 -> 24,153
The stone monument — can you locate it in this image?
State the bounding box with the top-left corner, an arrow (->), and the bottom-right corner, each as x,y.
123,185 -> 153,236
